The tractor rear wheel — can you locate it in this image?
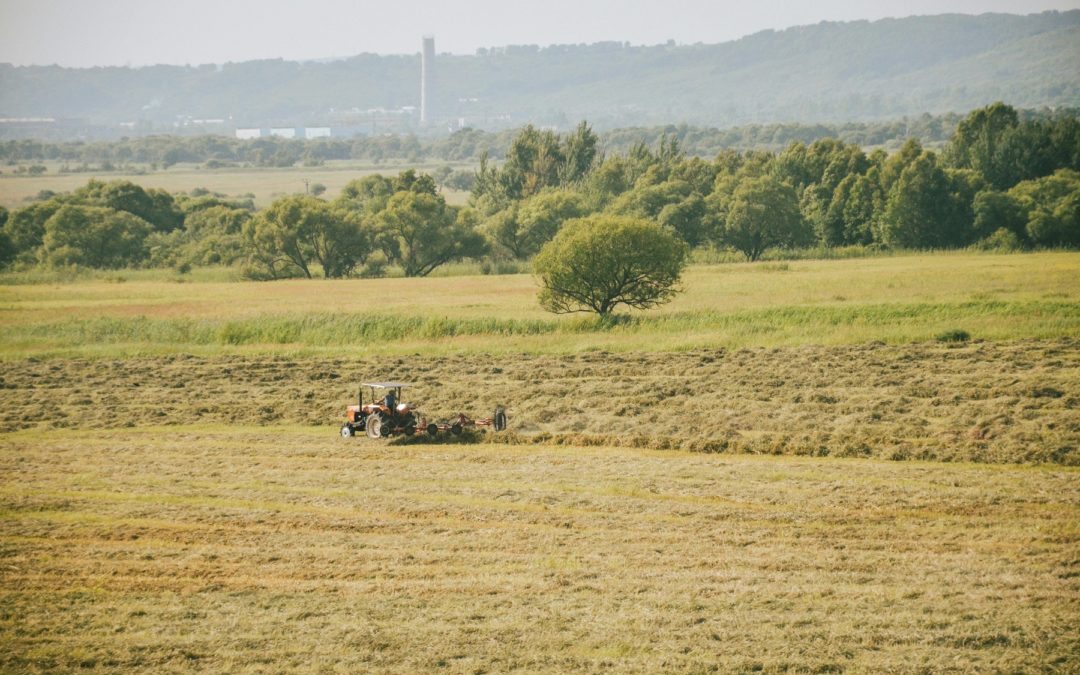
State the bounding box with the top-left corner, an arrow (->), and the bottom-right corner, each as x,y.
493,407 -> 507,432
365,413 -> 384,438
340,424 -> 353,438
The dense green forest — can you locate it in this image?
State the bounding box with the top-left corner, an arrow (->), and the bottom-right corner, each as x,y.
1,12 -> 1077,134
1,104 -> 1077,278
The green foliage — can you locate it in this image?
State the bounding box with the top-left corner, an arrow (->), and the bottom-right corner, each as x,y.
935,329 -> 971,342
719,176 -> 810,261
74,179 -> 184,232
40,205 -> 151,269
976,228 -> 1024,252
243,195 -> 367,279
5,103 -> 1080,277
3,200 -> 63,263
945,103 -> 1021,190
484,191 -> 585,259
534,215 -> 688,316
944,102 -> 1080,192
1012,170 -> 1080,247
376,191 -> 487,277
881,152 -> 965,248
973,190 -> 1030,241
473,123 -> 599,207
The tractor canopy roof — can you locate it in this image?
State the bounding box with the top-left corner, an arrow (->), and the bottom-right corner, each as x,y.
362,382 -> 411,389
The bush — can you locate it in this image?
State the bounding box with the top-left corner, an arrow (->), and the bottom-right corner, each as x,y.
976,228 -> 1023,252
936,329 -> 971,342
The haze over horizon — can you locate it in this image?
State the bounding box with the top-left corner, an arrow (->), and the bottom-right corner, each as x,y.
1,0 -> 1079,68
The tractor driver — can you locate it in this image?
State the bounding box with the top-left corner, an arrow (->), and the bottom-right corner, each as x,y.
384,389 -> 396,414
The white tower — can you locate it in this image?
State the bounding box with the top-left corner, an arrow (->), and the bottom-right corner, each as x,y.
420,36 -> 435,125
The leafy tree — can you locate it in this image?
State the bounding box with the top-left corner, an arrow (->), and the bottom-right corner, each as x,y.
879,139 -> 924,194
657,194 -> 709,247
4,199 -> 65,262
485,190 -> 584,259
609,179 -> 691,219
338,174 -> 395,214
243,195 -> 367,279
376,191 -> 487,277
945,102 -> 1020,190
1010,169 -> 1080,247
972,190 -> 1029,241
391,168 -> 437,196
152,205 -> 252,267
0,206 -> 13,267
40,205 -> 151,268
503,125 -> 564,199
835,172 -> 884,245
75,179 -> 183,232
880,152 -> 958,248
534,215 -> 688,317
0,231 -> 14,269
559,121 -> 599,184
718,175 -> 810,261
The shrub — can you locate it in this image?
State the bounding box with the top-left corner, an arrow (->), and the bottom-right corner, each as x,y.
936,329 -> 971,342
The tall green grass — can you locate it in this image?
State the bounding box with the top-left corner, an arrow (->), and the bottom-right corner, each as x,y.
4,300 -> 1077,356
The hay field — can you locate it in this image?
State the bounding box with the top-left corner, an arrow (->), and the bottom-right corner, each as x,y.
1,427 -> 1077,673
0,162 -> 471,209
1,341 -> 1076,465
2,251 -> 1079,671
2,252 -> 1078,358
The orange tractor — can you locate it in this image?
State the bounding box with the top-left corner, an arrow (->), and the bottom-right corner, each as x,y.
340,382 -> 507,439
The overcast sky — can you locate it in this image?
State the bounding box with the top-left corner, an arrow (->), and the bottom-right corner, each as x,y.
1,0 -> 1078,67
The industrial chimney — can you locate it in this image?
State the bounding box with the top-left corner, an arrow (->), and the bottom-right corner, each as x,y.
420,36 -> 435,125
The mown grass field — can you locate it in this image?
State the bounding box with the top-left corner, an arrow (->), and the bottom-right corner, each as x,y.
1,427 -> 1077,672
1,250 -> 1078,671
1,341 -> 1076,465
2,252 -> 1078,358
0,161 -> 471,209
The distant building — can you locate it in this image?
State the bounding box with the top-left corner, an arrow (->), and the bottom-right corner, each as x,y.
235,128 -> 262,139
420,36 -> 435,125
269,128 -> 297,139
304,127 -> 331,139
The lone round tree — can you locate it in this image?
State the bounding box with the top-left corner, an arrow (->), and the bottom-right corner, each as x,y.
533,215 -> 688,317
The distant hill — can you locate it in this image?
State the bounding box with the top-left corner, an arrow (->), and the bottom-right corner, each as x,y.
1,11 -> 1077,137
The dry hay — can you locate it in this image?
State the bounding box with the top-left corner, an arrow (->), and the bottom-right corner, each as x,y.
2,338 -> 1077,464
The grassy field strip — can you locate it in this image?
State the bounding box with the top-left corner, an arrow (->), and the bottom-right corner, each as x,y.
1,253 -> 1077,358
3,341 -> 1075,464
2,427 -> 1077,671
4,300 -> 1079,359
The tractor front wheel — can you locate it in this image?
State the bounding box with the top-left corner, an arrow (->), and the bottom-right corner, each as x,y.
426,423 -> 438,436
365,413 -> 385,438
340,424 -> 354,438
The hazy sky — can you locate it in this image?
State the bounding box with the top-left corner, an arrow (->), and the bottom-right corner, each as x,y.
2,0 -> 1079,67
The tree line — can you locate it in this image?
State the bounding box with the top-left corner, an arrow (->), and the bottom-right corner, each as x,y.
0,103 -> 1077,277
7,109 -> 1075,171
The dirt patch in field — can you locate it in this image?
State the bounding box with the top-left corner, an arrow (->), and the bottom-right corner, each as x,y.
2,339 -> 1078,464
